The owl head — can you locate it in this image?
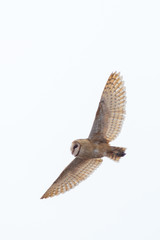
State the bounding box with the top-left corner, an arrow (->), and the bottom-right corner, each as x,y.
70,139 -> 92,158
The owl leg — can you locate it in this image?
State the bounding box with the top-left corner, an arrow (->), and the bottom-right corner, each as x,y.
106,146 -> 126,161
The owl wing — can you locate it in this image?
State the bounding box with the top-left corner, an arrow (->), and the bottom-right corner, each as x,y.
41,157 -> 102,199
88,72 -> 126,142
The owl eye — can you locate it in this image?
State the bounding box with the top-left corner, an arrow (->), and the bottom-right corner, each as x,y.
70,142 -> 80,157
73,144 -> 78,149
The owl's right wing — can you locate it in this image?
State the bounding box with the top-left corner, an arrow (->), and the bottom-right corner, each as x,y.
41,157 -> 102,199
89,72 -> 126,142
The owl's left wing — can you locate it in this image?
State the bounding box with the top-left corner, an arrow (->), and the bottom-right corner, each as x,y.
41,157 -> 102,199
88,72 -> 126,142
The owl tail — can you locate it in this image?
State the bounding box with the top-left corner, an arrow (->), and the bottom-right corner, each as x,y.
106,146 -> 126,161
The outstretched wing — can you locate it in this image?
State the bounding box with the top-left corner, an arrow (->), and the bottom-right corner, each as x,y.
41,157 -> 102,199
89,72 -> 126,142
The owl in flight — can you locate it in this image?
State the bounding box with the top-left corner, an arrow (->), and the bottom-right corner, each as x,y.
41,72 -> 126,199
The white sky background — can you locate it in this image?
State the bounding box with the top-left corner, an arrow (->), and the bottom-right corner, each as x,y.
0,0 -> 160,239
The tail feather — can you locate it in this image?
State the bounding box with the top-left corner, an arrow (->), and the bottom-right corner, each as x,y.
107,147 -> 126,161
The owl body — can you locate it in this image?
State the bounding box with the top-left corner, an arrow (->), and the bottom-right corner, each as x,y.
71,139 -> 110,159
71,138 -> 125,161
41,72 -> 126,199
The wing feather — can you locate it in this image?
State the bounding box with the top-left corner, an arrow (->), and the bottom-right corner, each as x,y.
41,157 -> 102,199
89,72 -> 126,142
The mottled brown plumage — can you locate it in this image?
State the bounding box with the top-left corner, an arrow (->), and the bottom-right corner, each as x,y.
41,72 -> 126,199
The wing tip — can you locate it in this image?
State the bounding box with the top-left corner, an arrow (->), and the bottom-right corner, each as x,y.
40,188 -> 55,199
111,71 -> 123,81
40,193 -> 49,199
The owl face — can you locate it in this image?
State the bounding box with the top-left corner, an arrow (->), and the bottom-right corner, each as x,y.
70,139 -> 94,159
70,141 -> 81,157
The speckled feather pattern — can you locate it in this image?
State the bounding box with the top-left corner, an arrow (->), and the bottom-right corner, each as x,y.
104,72 -> 126,141
89,72 -> 126,142
41,158 -> 102,198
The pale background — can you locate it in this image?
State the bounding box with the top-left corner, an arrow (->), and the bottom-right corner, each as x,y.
0,0 -> 160,239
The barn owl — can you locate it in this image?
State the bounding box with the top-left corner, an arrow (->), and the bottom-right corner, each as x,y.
41,72 -> 126,199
